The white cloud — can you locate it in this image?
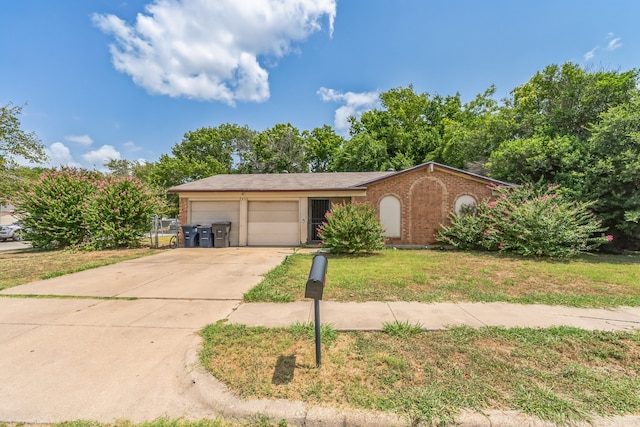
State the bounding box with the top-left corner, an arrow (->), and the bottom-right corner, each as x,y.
93,0 -> 336,105
318,87 -> 380,133
64,134 -> 93,146
82,145 -> 121,170
45,142 -> 81,168
584,32 -> 622,61
123,141 -> 142,152
607,37 -> 622,51
584,47 -> 597,61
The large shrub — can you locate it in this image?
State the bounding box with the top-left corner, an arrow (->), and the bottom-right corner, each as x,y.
14,168 -> 98,249
318,203 -> 385,254
85,175 -> 159,249
437,184 -> 612,258
14,168 -> 159,250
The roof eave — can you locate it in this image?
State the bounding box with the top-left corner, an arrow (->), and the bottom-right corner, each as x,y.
168,186 -> 369,194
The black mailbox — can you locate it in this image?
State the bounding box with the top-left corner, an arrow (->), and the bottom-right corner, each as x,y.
305,254 -> 327,300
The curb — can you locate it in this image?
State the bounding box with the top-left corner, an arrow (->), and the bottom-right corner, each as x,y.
184,337 -> 640,427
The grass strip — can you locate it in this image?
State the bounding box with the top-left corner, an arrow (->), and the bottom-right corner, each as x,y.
201,322 -> 640,426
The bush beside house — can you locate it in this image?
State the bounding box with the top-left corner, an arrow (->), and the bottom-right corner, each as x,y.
318,203 -> 385,254
437,184 -> 613,258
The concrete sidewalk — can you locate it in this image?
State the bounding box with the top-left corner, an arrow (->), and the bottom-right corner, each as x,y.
228,300 -> 640,331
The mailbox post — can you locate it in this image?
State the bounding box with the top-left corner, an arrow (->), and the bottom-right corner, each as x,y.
305,254 -> 327,368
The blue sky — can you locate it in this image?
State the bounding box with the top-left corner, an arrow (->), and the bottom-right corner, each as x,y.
2,0 -> 639,170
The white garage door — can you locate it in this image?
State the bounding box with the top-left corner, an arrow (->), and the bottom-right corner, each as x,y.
190,201 -> 240,246
248,201 -> 299,246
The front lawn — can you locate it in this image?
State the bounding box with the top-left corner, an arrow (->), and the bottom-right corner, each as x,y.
244,250 -> 640,307
201,321 -> 640,426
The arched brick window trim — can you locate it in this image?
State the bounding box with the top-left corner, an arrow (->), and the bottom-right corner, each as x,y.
454,194 -> 478,214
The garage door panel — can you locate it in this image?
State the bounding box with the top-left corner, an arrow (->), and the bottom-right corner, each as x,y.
249,201 -> 297,211
191,201 -> 240,246
248,210 -> 298,222
248,222 -> 298,235
248,223 -> 299,246
248,201 -> 299,246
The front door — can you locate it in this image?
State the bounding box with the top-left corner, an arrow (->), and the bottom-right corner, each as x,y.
309,199 -> 331,241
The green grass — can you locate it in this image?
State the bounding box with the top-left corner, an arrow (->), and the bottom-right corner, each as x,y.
200,322 -> 640,426
382,320 -> 424,338
243,250 -> 640,307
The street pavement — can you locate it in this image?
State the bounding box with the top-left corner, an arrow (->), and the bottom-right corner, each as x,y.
1,247 -> 639,426
0,240 -> 31,251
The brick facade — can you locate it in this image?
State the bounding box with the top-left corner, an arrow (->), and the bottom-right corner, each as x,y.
354,164 -> 496,246
172,163 -> 507,247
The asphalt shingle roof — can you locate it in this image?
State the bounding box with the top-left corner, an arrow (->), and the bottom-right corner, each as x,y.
168,162 -> 515,193
169,171 -> 396,192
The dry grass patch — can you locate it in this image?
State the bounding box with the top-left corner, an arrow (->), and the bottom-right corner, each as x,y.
0,247 -> 160,291
244,250 -> 640,307
201,322 -> 640,425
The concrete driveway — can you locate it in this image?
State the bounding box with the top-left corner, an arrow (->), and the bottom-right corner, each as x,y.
0,247 -> 292,423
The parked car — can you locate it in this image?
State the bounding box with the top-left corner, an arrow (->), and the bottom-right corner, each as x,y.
0,222 -> 23,241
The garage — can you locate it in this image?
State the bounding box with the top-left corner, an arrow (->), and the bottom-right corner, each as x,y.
190,201 -> 240,247
248,201 -> 299,246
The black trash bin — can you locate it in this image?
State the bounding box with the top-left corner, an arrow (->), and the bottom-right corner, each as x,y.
181,224 -> 200,248
212,221 -> 231,248
199,224 -> 213,248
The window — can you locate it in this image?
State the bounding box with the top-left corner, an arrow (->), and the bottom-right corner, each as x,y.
454,195 -> 477,215
379,196 -> 401,237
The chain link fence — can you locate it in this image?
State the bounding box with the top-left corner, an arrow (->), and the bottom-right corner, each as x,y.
149,215 -> 179,248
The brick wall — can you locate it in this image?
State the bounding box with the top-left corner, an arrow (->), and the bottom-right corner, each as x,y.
354,164 -> 497,245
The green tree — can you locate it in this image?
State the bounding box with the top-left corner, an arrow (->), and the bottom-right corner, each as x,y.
238,123 -> 307,173
1,103 -> 48,201
508,62 -> 638,141
0,103 -> 47,166
486,135 -> 585,189
332,133 -> 390,171
149,123 -> 254,186
104,158 -> 154,181
343,85 -> 505,171
302,125 -> 344,172
582,99 -> 640,249
0,166 -> 48,202
487,63 -> 640,249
